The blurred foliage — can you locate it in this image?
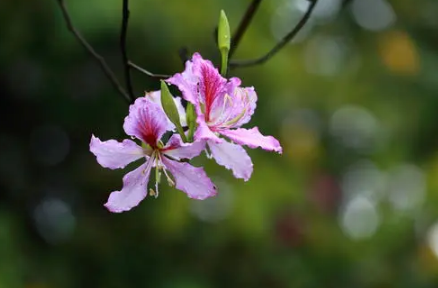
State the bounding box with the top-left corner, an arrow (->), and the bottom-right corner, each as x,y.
2,0 -> 438,287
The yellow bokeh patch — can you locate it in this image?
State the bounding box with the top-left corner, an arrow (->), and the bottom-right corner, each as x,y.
378,30 -> 420,75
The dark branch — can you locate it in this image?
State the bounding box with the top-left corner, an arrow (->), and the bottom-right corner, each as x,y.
120,0 -> 135,102
230,0 -> 319,68
229,0 -> 263,58
128,62 -> 171,79
55,0 -> 131,103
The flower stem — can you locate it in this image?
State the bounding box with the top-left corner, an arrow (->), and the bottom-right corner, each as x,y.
220,52 -> 228,76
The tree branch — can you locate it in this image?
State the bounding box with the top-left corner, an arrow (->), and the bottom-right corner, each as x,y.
55,0 -> 132,103
128,62 -> 171,79
120,0 -> 135,102
230,0 -> 319,69
229,0 -> 263,58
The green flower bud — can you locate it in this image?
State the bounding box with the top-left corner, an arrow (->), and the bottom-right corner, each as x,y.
160,80 -> 187,142
218,10 -> 231,76
186,103 -> 197,142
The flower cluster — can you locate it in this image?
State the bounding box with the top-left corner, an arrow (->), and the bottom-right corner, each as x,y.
90,53 -> 282,213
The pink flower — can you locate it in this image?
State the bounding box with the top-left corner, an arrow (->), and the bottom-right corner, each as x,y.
167,53 -> 282,181
90,96 -> 216,213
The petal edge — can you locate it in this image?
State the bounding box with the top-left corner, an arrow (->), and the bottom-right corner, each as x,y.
89,135 -> 144,169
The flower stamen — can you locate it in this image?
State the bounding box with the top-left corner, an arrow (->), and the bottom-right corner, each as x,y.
158,154 -> 175,187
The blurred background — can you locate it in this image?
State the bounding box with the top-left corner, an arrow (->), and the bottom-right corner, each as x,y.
1,0 -> 438,287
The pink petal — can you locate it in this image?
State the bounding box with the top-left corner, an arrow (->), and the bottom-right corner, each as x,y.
231,87 -> 257,127
208,140 -> 253,181
225,77 -> 241,95
162,134 -> 206,160
89,135 -> 144,169
104,157 -> 154,213
190,54 -> 232,125
166,58 -> 198,105
144,91 -> 187,127
168,53 -> 231,125
209,87 -> 257,129
123,97 -> 172,146
220,127 -> 282,153
161,157 -> 217,200
194,117 -> 222,143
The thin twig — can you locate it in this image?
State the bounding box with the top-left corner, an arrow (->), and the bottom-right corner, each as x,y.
230,0 -> 319,68
55,0 -> 131,103
120,0 -> 135,102
229,0 -> 263,58
128,61 -> 171,79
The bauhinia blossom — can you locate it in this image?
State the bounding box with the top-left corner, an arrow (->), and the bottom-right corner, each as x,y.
90,96 -> 216,213
167,53 -> 282,181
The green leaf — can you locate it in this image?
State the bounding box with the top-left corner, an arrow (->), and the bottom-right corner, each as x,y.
186,103 -> 197,142
160,81 -> 187,142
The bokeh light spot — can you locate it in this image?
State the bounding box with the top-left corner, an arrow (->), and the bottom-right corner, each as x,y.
351,0 -> 396,31
330,105 -> 380,152
387,164 -> 426,212
190,180 -> 233,223
427,222 -> 438,259
304,36 -> 348,76
340,195 -> 379,240
378,30 -> 420,75
342,160 -> 386,203
33,197 -> 76,245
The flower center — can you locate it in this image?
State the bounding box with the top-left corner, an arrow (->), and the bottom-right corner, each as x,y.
148,151 -> 175,198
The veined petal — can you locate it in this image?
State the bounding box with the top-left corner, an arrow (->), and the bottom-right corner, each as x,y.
166,59 -> 198,105
161,157 -> 217,200
162,134 -> 206,160
208,140 -> 253,181
220,127 -> 282,153
192,54 -> 228,123
231,87 -> 257,127
89,135 -> 143,169
123,97 -> 171,146
225,77 -> 241,95
194,116 -> 222,143
104,156 -> 154,213
210,87 -> 257,128
145,91 -> 187,127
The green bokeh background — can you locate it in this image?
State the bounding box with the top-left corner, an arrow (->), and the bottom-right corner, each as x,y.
2,0 -> 438,287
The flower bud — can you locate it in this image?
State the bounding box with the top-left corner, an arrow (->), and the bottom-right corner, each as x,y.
160,80 -> 187,142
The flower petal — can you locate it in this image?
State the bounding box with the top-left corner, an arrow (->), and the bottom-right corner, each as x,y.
230,87 -> 257,127
193,55 -> 228,122
208,140 -> 253,181
89,135 -> 144,169
104,156 -> 154,213
210,87 -> 257,129
166,57 -> 199,105
161,156 -> 217,200
168,53 -> 229,124
144,90 -> 187,127
162,134 -> 206,160
123,97 -> 172,146
193,113 -> 222,143
226,77 -> 241,95
220,127 -> 282,153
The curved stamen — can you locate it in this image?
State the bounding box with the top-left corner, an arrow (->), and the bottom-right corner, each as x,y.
158,153 -> 175,187
153,154 -> 161,198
